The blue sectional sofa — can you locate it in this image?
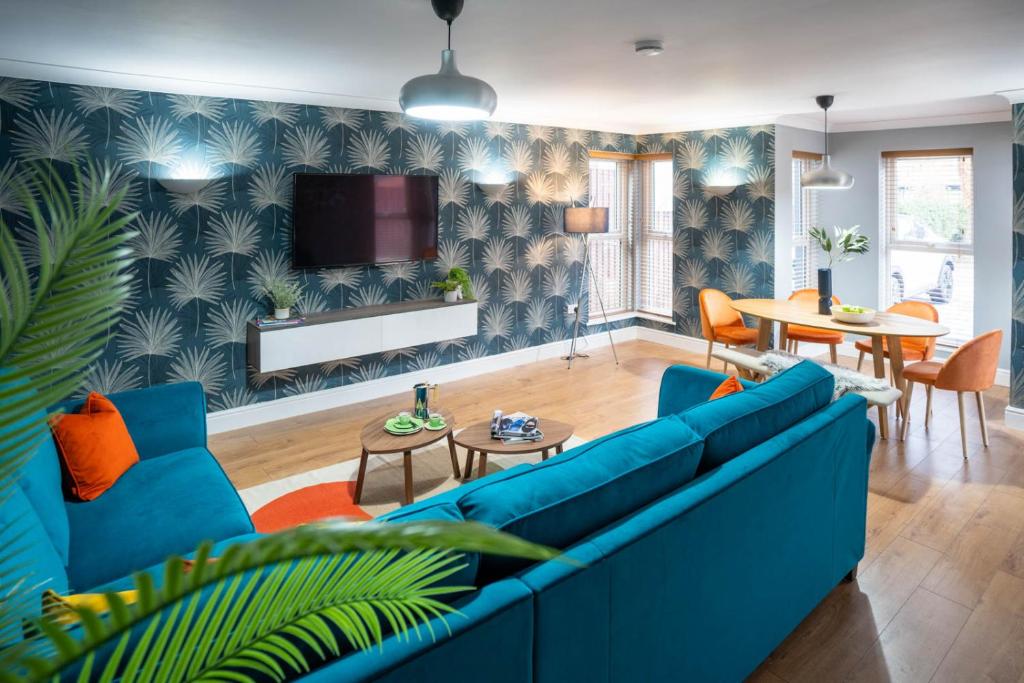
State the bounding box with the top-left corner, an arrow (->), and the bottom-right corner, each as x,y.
3,360 -> 874,681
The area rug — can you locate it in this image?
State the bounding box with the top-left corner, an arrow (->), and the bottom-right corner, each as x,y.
239,434 -> 586,531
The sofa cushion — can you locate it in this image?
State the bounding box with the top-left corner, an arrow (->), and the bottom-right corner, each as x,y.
65,447 -> 254,590
51,392 -> 140,501
0,486 -> 69,619
380,500 -> 479,590
457,415 -> 704,583
681,360 -> 835,474
15,426 -> 71,565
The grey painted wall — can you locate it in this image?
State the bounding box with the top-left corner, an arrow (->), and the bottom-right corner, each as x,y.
819,122 -> 1014,368
774,124 -> 824,299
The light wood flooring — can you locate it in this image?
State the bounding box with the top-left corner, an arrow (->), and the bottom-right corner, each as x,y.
210,340 -> 1024,682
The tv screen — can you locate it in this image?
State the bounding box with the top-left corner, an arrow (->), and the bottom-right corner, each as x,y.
292,173 -> 439,268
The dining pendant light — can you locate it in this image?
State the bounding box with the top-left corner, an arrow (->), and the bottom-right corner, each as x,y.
400,0 -> 497,121
801,95 -> 855,190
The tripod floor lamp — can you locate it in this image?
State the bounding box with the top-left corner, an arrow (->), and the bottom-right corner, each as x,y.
562,206 -> 620,369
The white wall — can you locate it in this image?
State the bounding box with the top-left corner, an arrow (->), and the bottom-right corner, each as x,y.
774,125 -> 825,299
817,122 -> 1013,368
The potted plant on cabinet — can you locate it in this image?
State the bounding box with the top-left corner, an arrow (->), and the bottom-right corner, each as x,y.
264,279 -> 301,319
432,267 -> 474,302
808,225 -> 870,314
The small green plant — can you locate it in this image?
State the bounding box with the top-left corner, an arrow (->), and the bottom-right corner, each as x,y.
809,225 -> 870,268
264,279 -> 301,309
431,267 -> 474,298
447,267 -> 473,299
431,278 -> 460,293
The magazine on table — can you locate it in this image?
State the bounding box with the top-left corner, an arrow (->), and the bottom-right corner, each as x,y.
490,410 -> 544,442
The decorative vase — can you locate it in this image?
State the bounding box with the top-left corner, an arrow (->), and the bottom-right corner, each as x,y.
456,284 -> 464,300
817,268 -> 833,315
443,289 -> 459,303
274,307 -> 290,320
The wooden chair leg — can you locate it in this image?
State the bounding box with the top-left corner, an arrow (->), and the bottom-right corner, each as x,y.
956,392 -> 968,459
723,343 -> 729,373
829,344 -> 838,364
706,339 -> 713,369
857,350 -> 865,372
353,448 -> 369,504
877,405 -> 888,440
446,432 -> 461,478
402,451 -> 414,506
900,381 -> 914,441
976,391 -> 990,447
925,385 -> 933,429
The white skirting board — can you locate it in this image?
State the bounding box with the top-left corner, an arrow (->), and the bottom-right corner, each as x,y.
207,325 -> 1020,434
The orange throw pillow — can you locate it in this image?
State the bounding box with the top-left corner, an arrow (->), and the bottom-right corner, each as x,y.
709,376 -> 744,401
50,392 -> 139,501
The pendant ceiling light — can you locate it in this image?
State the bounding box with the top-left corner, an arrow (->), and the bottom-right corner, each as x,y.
400,0 -> 497,121
801,95 -> 855,190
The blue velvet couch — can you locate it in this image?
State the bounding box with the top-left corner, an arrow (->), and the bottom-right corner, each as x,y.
3,360 -> 874,681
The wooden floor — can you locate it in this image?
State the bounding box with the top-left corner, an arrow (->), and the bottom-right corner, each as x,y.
211,340 -> 1024,682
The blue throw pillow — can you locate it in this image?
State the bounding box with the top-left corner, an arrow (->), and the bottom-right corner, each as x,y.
681,360 -> 835,474
456,415 -> 704,583
380,500 -> 479,592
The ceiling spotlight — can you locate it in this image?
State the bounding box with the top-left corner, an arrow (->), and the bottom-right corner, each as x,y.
634,40 -> 664,57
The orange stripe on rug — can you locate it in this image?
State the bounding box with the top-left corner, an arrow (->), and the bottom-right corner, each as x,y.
251,481 -> 372,533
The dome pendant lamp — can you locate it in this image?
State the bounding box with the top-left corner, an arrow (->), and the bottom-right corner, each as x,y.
801,95 -> 855,190
400,0 -> 497,121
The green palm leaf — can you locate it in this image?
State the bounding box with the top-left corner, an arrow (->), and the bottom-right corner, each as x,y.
0,162 -> 136,669
12,521 -> 564,682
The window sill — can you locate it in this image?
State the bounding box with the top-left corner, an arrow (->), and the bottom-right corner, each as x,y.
586,310 -> 673,327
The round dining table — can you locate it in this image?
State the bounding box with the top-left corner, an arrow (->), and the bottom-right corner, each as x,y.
730,298 -> 949,439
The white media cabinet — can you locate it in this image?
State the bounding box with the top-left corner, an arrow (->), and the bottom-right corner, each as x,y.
246,299 -> 479,373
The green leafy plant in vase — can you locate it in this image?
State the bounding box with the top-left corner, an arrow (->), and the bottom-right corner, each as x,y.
432,267 -> 474,303
808,225 -> 870,314
0,163 -> 564,683
264,279 -> 301,319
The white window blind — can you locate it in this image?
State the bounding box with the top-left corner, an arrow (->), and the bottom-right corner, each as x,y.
587,158 -> 631,316
635,158 -> 673,317
791,153 -> 821,291
881,149 -> 974,345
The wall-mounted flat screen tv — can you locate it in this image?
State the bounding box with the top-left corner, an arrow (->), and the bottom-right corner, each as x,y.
292,173 -> 439,268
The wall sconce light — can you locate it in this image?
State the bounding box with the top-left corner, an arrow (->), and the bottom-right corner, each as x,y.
157,160 -> 215,194
156,177 -> 213,194
702,184 -> 737,197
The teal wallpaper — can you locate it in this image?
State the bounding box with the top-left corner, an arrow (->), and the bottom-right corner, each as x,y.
0,76 -> 774,411
638,126 -> 776,337
1013,103 -> 1023,408
0,76 -> 644,409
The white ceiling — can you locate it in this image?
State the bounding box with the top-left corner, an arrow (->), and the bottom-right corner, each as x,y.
1,0 -> 1022,134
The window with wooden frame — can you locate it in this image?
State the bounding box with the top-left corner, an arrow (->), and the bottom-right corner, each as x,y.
585,151 -> 673,319
792,151 -> 822,291
881,148 -> 974,345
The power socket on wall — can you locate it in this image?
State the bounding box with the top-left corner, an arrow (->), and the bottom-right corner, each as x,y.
566,303 -> 577,317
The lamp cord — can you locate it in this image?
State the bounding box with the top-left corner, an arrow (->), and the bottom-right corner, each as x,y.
447,21 -> 452,50
823,106 -> 829,157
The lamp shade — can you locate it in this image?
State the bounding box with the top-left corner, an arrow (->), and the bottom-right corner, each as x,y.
400,50 -> 497,121
564,207 -> 609,234
800,155 -> 855,190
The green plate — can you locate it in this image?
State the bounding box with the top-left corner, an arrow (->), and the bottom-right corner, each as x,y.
384,416 -> 424,434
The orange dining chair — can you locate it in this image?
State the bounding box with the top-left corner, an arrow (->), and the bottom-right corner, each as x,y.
786,289 -> 843,363
899,329 -> 1003,457
699,288 -> 759,370
856,301 -> 939,372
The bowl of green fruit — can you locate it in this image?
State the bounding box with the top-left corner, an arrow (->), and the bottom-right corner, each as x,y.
831,304 -> 876,324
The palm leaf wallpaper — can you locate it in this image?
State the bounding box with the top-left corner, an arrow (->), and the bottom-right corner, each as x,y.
1012,104 -> 1024,408
0,76 -> 775,410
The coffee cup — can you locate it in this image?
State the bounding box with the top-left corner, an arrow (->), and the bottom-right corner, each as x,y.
428,413 -> 444,428
396,411 -> 412,426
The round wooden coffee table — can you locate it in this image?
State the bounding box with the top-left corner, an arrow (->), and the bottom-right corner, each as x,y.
355,408 -> 458,506
453,418 -> 575,480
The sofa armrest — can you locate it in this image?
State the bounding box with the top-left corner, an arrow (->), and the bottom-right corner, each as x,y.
657,365 -> 758,417
54,382 -> 207,459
